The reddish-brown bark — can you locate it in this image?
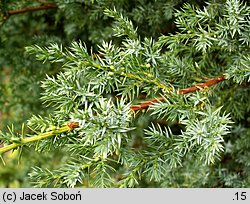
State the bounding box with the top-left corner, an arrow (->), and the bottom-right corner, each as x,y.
130,75 -> 225,111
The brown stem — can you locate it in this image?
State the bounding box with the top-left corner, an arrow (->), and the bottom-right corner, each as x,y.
130,75 -> 226,111
7,3 -> 58,16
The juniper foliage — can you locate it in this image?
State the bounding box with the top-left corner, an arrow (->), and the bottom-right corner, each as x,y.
0,0 -> 249,187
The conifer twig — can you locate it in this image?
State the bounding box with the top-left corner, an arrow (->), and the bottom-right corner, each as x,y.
0,122 -> 79,154
0,76 -> 226,153
130,75 -> 226,111
7,3 -> 58,16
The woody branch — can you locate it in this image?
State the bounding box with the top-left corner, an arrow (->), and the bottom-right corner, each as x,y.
130,75 -> 226,111
7,3 -> 58,17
